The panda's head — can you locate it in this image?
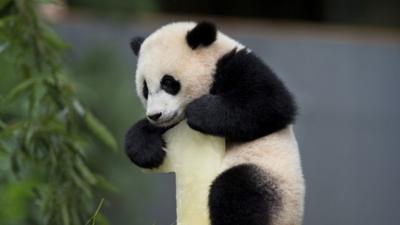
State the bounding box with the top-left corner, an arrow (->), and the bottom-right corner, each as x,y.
131,21 -> 243,127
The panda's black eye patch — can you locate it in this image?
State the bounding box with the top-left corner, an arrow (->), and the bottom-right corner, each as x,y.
143,80 -> 148,99
161,75 -> 180,95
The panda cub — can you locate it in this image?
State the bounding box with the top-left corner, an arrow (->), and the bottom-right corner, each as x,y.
125,21 -> 305,225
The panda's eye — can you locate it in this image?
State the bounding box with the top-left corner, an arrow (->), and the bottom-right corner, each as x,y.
143,80 -> 148,99
161,74 -> 180,95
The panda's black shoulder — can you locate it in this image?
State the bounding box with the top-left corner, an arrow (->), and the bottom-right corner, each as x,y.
211,48 -> 293,97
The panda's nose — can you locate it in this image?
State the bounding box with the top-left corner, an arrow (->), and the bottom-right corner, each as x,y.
147,112 -> 162,121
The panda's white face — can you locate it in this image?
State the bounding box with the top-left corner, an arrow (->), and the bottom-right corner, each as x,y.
141,74 -> 186,127
134,22 -> 243,127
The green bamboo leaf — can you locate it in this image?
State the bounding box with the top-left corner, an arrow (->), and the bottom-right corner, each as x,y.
75,157 -> 97,185
94,213 -> 109,225
23,125 -> 35,152
61,202 -> 70,225
40,117 -> 65,134
5,77 -> 38,102
84,112 -> 117,152
72,99 -> 85,116
85,198 -> 104,225
0,121 -> 24,139
70,207 -> 80,225
70,169 -> 92,198
94,175 -> 117,192
41,24 -> 68,51
30,81 -> 47,116
0,1 -> 115,224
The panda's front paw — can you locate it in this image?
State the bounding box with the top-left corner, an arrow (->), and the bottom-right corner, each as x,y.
185,95 -> 219,135
124,119 -> 166,169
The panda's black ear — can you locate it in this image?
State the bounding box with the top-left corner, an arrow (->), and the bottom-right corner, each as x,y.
130,36 -> 145,56
186,21 -> 217,49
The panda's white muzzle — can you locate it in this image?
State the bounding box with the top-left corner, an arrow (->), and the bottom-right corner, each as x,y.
146,91 -> 183,127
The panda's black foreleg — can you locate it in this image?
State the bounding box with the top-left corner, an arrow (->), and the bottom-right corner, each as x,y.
209,164 -> 279,225
185,49 -> 296,142
124,118 -> 167,169
185,94 -> 259,141
185,93 -> 289,142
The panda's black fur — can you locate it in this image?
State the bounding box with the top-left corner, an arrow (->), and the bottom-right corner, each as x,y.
186,21 -> 217,49
186,48 -> 296,142
130,36 -> 145,55
209,164 -> 281,225
125,119 -> 167,169
125,21 -> 303,225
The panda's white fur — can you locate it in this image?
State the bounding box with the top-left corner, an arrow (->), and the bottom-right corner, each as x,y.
136,22 -> 244,127
223,126 -> 304,225
132,22 -> 304,225
160,121 -> 225,225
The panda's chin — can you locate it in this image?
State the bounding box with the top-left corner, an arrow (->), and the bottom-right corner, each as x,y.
150,113 -> 183,128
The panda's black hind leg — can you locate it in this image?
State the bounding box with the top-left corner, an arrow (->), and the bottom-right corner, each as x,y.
209,164 -> 279,225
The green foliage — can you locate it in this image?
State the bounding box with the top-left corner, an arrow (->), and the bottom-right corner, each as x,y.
85,198 -> 104,225
0,1 -> 115,225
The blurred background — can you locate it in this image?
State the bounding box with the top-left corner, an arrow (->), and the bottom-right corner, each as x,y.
1,0 -> 400,225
